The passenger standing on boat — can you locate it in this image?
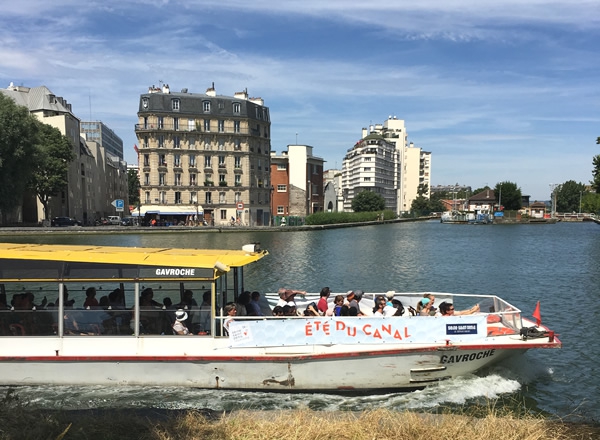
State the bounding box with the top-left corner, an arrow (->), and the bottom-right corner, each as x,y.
317,287 -> 331,314
172,309 -> 191,335
276,288 -> 305,308
198,291 -> 212,332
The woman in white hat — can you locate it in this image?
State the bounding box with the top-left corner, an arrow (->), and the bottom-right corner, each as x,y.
172,309 -> 190,335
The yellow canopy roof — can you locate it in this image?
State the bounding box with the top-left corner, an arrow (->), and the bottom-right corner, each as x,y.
0,243 -> 267,270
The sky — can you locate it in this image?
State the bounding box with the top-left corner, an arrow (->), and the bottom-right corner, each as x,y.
1,1 -> 599,201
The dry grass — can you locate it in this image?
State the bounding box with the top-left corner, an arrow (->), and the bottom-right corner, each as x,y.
1,390 -> 599,440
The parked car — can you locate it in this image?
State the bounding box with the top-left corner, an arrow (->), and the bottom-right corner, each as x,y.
51,217 -> 81,227
108,216 -> 121,225
120,216 -> 136,226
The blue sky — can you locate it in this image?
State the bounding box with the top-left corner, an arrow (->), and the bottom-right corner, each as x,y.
1,1 -> 599,201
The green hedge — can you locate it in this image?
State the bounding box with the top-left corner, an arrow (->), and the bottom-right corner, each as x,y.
305,210 -> 396,225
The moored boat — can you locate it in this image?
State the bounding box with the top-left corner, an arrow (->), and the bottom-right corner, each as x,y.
0,243 -> 560,391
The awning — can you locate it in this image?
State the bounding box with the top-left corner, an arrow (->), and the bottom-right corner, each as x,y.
131,205 -> 203,217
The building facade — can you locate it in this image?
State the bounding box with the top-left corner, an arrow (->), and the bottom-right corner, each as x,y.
134,84 -> 272,226
323,169 -> 343,212
81,121 -> 124,160
270,145 -> 324,221
1,83 -> 128,224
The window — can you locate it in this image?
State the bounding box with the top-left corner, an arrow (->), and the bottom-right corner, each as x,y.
277,184 -> 287,192
219,174 -> 226,184
159,173 -> 166,186
219,192 -> 226,203
144,173 -> 150,185
235,175 -> 241,186
203,101 -> 210,112
158,135 -> 164,148
204,119 -> 210,132
234,121 -> 240,133
188,119 -> 195,131
189,137 -> 195,149
220,210 -> 227,220
234,139 -> 241,150
363,177 -> 371,182
205,192 -> 212,204
277,206 -> 284,214
218,120 -> 224,132
143,136 -> 148,148
204,156 -> 212,167
145,191 -> 150,204
189,154 -> 196,167
190,192 -> 197,204
218,139 -> 225,151
234,156 -> 241,168
277,164 -> 287,170
173,117 -> 179,130
143,154 -> 150,167
204,137 -> 211,150
142,98 -> 149,109
160,191 -> 167,204
257,159 -> 261,170
173,136 -> 180,149
175,191 -> 182,204
235,192 -> 241,202
159,154 -> 166,166
364,167 -> 371,172
158,117 -> 164,129
174,173 -> 182,186
174,154 -> 181,167
190,173 -> 197,186
233,102 -> 241,114
172,99 -> 180,111
218,156 -> 225,167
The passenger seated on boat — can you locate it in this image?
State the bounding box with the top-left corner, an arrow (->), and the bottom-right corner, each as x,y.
436,302 -> 480,317
317,287 -> 331,314
83,287 -> 99,309
223,303 -> 237,335
236,291 -> 251,316
385,291 -> 395,307
348,290 -> 365,316
272,305 -> 284,317
374,296 -> 398,317
326,295 -> 344,316
54,287 -> 75,309
282,304 -> 297,316
303,302 -> 320,316
176,289 -> 198,326
139,288 -> 162,334
172,309 -> 191,335
246,291 -> 263,316
198,291 -> 212,333
391,299 -> 405,316
416,294 -> 436,315
417,298 -> 434,316
276,288 -> 305,307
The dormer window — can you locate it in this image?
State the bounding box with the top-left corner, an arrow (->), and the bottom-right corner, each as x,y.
233,102 -> 241,114
172,98 -> 180,111
142,97 -> 149,109
203,101 -> 211,112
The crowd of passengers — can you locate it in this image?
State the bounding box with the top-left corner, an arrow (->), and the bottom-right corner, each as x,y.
0,287 -> 214,336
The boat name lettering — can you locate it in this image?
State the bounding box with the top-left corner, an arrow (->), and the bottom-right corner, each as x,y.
440,349 -> 496,364
304,320 -> 412,341
155,268 -> 195,276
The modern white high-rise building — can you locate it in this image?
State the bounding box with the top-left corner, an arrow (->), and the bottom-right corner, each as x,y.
341,117 -> 431,215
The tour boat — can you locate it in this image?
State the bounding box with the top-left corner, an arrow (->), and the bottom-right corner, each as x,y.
0,243 -> 560,391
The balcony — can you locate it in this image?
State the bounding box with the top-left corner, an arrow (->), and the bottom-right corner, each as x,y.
135,123 -> 254,135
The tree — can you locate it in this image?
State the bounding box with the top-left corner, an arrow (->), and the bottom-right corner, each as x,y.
0,93 -> 39,224
417,183 -> 429,197
128,168 -> 140,207
410,195 -> 431,216
592,138 -> 600,193
555,180 -> 586,213
351,190 -> 385,212
494,181 -> 522,211
29,122 -> 75,220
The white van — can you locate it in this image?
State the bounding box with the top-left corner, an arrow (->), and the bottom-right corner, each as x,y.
108,216 -> 121,225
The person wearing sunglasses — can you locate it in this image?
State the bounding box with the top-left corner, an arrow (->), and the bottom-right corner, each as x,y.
437,301 -> 480,317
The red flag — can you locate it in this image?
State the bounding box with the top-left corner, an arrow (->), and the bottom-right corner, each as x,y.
532,301 -> 542,327
134,144 -> 139,154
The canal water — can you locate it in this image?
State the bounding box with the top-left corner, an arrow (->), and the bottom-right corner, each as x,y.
1,220 -> 598,421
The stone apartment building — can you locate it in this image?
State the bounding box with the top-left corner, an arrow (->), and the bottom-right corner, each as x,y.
134,84 -> 272,226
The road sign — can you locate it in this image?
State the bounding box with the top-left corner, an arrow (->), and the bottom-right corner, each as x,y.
236,202 -> 244,211
112,199 -> 125,212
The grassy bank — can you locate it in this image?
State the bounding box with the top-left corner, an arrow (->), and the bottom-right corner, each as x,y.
1,403 -> 599,440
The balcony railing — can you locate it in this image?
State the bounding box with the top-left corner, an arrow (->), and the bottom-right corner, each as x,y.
135,123 -> 255,135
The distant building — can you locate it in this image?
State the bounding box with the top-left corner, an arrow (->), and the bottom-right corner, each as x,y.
342,117 -> 431,214
270,145 -> 324,220
323,169 -> 343,212
134,83 -> 272,226
1,82 -> 128,224
81,121 -> 124,160
467,189 -> 496,214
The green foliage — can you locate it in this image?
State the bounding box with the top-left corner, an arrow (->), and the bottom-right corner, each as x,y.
351,190 -> 385,212
305,210 -> 395,225
555,180 -> 587,213
0,93 -> 39,223
581,193 -> 600,214
30,121 -> 74,219
417,183 -> 429,196
410,195 -> 431,216
494,181 -> 522,210
128,169 -> 140,207
591,154 -> 600,194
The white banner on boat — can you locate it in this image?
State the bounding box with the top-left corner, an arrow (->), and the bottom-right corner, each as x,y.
228,316 -> 488,347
